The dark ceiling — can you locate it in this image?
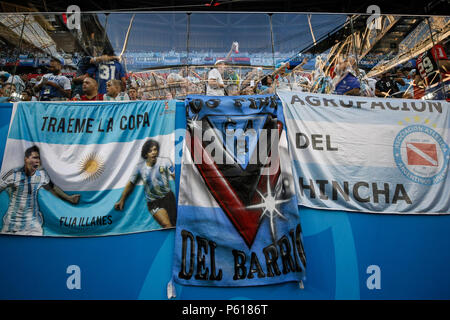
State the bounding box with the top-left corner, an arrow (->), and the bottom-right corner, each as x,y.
2,0 -> 449,15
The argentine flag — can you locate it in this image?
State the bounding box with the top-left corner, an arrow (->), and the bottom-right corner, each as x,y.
0,100 -> 177,236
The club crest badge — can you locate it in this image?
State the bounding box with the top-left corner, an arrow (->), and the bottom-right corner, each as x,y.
393,124 -> 449,185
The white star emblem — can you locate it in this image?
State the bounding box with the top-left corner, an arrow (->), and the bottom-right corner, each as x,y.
246,176 -> 290,242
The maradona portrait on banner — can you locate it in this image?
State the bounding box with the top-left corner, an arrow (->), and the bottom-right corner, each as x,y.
114,139 -> 177,228
0,145 -> 80,236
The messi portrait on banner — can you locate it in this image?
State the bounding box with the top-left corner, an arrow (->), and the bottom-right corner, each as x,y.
0,145 -> 81,236
0,100 -> 177,236
173,95 -> 306,287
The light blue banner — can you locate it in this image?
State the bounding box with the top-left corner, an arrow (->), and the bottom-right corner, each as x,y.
173,94 -> 306,287
0,100 -> 179,237
8,100 -> 176,145
278,91 -> 450,214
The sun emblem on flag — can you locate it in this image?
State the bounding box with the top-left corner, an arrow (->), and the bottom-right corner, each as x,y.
79,152 -> 105,182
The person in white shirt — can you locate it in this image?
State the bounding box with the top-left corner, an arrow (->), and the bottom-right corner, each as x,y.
34,58 -> 71,101
104,79 -> 130,101
207,60 -> 226,96
206,42 -> 238,96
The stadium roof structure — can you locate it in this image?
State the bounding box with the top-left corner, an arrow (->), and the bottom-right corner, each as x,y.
367,16 -> 450,76
0,0 -> 449,15
0,13 -> 60,58
0,2 -> 115,63
0,0 -> 448,75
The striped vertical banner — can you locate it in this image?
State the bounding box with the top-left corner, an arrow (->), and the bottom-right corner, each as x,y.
172,95 -> 306,287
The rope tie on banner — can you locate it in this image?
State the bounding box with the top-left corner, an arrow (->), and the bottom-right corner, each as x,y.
167,277 -> 177,299
299,280 -> 304,290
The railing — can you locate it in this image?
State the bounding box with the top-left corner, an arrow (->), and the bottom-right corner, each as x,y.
0,11 -> 448,101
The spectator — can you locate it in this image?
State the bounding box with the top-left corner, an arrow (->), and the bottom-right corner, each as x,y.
257,75 -> 275,94
6,74 -> 27,95
207,42 -> 238,95
375,70 -> 404,98
2,83 -> 18,102
207,60 -> 226,96
409,69 -> 425,100
184,67 -> 202,84
0,72 -> 9,88
145,72 -> 169,100
27,77 -> 37,90
395,69 -> 413,99
129,72 -> 145,89
33,58 -> 71,101
333,55 -> 361,96
183,67 -> 204,95
166,72 -> 186,99
241,84 -> 256,95
240,67 -> 264,93
72,77 -> 104,101
72,56 -> 95,97
104,80 -> 129,101
272,58 -> 308,92
128,86 -> 138,100
0,86 -> 9,103
223,66 -> 240,96
186,68 -> 206,95
90,49 -> 126,95
21,89 -> 37,102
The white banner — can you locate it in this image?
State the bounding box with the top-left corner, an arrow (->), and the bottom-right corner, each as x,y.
278,90 -> 450,214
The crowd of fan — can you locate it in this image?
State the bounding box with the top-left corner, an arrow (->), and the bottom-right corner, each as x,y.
0,45 -> 447,103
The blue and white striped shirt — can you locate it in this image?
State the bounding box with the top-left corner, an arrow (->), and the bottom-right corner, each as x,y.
130,157 -> 174,202
0,167 -> 50,235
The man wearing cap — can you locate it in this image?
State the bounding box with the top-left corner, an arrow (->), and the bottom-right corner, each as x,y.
206,42 -> 239,96
34,58 -> 71,101
207,59 -> 226,96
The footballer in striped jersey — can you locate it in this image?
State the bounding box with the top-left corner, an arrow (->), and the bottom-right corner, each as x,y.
114,139 -> 177,228
0,146 -> 80,236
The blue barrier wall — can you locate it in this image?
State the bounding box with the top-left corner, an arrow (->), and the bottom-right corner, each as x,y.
0,102 -> 449,299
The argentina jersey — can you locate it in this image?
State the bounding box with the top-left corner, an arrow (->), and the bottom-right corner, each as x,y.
39,73 -> 71,101
130,157 -> 175,202
0,167 -> 50,235
91,60 -> 126,94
